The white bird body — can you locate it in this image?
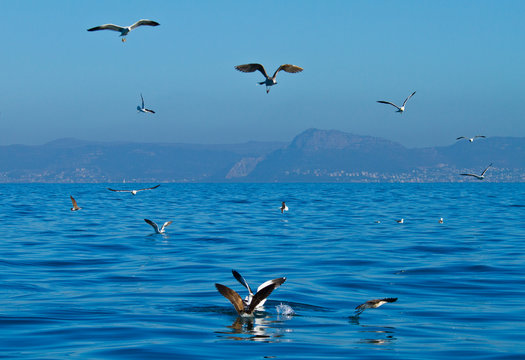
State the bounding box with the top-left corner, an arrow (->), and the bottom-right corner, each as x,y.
280,201 -> 288,213
377,91 -> 416,113
396,218 -> 404,224
235,63 -> 303,93
144,219 -> 172,234
87,19 -> 160,42
460,163 -> 492,180
232,270 -> 286,310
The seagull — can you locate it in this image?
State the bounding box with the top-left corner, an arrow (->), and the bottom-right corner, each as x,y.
396,218 -> 404,224
144,219 -> 172,234
137,94 -> 155,114
460,163 -> 492,180
280,201 -> 288,213
70,196 -> 82,211
87,19 -> 160,42
355,298 -> 398,315
235,63 -> 303,93
107,184 -> 160,195
439,218 -> 444,224
456,135 -> 486,142
232,270 -> 286,310
377,91 -> 416,113
215,270 -> 286,317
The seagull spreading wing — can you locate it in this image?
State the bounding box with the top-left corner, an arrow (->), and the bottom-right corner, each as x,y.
107,184 -> 160,195
87,19 -> 160,42
235,63 -> 303,93
70,195 -> 82,211
377,91 -> 416,113
456,135 -> 486,142
144,219 -> 172,234
460,163 -> 493,180
232,270 -> 286,310
355,297 -> 398,315
137,94 -> 155,114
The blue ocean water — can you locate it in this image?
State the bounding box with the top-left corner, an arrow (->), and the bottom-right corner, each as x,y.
1,183 -> 524,359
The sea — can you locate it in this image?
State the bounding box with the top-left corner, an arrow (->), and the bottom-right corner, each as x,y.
1,183 -> 524,359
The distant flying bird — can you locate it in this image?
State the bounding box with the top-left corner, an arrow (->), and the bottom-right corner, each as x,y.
280,201 -> 288,213
396,218 -> 404,224
355,298 -> 398,315
137,94 -> 155,114
232,270 -> 286,310
456,135 -> 486,142
144,219 -> 172,234
235,63 -> 303,93
460,163 -> 492,180
87,19 -> 160,42
70,196 -> 82,211
216,271 -> 286,317
377,91 -> 416,113
107,184 -> 160,195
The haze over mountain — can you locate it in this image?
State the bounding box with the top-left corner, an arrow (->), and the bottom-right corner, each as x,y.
0,129 -> 523,183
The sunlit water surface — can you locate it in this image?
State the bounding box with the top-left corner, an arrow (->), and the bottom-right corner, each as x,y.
1,183 -> 524,359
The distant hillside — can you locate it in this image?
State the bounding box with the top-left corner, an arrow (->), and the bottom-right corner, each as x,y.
0,130 -> 523,182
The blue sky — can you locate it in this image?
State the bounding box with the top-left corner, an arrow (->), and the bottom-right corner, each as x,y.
1,1 -> 524,147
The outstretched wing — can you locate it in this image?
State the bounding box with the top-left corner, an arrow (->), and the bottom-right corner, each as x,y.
256,277 -> 286,293
377,100 -> 401,111
248,283 -> 280,314
130,19 -> 160,30
107,188 -> 131,192
140,93 -> 144,108
273,64 -> 303,78
481,163 -> 492,176
70,196 -> 79,209
87,24 -> 125,32
160,221 -> 172,232
235,63 -> 269,79
402,91 -> 416,107
460,173 -> 479,179
145,109 -> 156,114
456,136 -> 466,140
144,219 -> 160,233
475,135 -> 486,139
215,283 -> 244,315
232,270 -> 253,296
137,184 -> 161,191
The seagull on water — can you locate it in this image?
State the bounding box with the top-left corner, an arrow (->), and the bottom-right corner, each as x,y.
396,218 -> 404,224
456,135 -> 486,142
235,63 -> 303,93
355,298 -> 398,315
377,91 -> 416,113
280,201 -> 288,213
70,196 -> 82,211
137,94 -> 155,114
215,270 -> 286,317
439,218 -> 444,224
87,19 -> 160,42
107,184 -> 160,195
460,163 -> 492,180
144,219 -> 172,234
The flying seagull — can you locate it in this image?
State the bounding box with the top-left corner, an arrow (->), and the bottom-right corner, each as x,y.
144,219 -> 172,234
215,271 -> 286,317
355,298 -> 398,315
377,91 -> 416,113
280,201 -> 288,214
137,94 -> 155,114
107,184 -> 160,195
232,270 -> 286,310
87,19 -> 160,42
456,135 -> 486,142
235,63 -> 303,93
70,196 -> 82,211
460,163 -> 492,180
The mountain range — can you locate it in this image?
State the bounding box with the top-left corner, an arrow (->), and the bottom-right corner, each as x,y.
0,129 -> 523,182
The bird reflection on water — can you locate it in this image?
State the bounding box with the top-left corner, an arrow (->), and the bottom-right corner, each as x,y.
349,316 -> 397,345
215,314 -> 293,342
